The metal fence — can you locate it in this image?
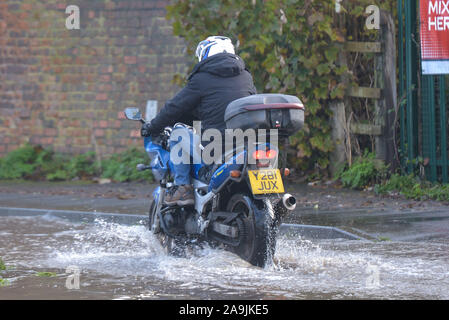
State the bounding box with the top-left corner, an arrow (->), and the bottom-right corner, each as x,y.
398,0 -> 449,182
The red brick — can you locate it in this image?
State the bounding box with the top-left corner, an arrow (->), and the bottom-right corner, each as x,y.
7,145 -> 19,152
130,130 -> 140,138
42,137 -> 54,145
44,128 -> 57,136
99,65 -> 114,74
124,56 -> 137,64
118,64 -> 127,73
138,65 -> 146,73
94,129 -> 105,137
105,2 -> 115,9
99,84 -> 112,92
100,74 -> 110,82
22,3 -> 32,10
96,93 -> 108,101
74,137 -> 88,145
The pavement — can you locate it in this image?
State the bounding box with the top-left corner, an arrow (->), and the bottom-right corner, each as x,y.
0,180 -> 448,241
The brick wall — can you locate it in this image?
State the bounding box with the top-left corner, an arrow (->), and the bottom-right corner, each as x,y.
0,0 -> 189,156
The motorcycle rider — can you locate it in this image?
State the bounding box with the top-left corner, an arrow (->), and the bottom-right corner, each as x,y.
140,36 -> 257,206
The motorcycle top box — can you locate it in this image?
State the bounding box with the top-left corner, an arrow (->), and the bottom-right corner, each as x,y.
224,94 -> 305,136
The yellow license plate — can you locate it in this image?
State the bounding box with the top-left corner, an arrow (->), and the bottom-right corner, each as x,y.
248,169 -> 285,195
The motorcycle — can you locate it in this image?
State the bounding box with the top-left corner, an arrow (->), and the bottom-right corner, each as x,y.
124,94 -> 305,267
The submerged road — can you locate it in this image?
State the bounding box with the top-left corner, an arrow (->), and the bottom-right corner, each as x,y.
0,206 -> 448,299
1,182 -> 448,299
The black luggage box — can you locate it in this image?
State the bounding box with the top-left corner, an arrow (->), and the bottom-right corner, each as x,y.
224,94 -> 305,136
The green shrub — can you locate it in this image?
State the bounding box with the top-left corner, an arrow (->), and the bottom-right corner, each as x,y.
0,144 -> 153,183
100,147 -> 153,182
374,174 -> 417,195
0,277 -> 9,286
37,150 -> 73,181
375,174 -> 449,201
338,152 -> 388,189
0,257 -> 5,271
36,272 -> 57,277
0,144 -> 38,179
67,152 -> 98,179
44,152 -> 99,181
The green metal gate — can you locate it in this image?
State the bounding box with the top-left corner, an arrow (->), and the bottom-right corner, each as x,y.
398,0 -> 449,182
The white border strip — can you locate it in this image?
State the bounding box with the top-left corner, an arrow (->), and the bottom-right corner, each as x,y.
422,60 -> 449,75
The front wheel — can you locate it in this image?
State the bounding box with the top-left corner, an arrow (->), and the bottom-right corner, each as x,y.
149,200 -> 175,255
226,194 -> 278,267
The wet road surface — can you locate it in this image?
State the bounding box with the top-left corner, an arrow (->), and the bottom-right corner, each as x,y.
1,214 -> 448,300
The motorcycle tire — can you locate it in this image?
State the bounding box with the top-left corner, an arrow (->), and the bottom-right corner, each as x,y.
226,194 -> 277,267
149,200 -> 175,255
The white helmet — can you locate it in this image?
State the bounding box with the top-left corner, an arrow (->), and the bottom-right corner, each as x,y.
195,36 -> 235,62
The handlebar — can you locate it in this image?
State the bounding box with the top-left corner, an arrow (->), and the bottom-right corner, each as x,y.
163,127 -> 172,137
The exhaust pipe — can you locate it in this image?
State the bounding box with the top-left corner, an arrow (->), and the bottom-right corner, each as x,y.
274,194 -> 297,216
282,194 -> 297,211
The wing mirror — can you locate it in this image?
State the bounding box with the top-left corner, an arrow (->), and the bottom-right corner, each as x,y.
124,108 -> 143,122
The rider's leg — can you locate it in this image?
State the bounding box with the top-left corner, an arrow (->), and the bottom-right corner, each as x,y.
165,126 -> 196,206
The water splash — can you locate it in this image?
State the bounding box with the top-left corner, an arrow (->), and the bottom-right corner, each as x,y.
2,216 -> 449,299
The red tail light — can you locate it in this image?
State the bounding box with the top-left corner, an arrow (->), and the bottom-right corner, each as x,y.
252,149 -> 277,160
265,149 -> 277,159
252,150 -> 265,160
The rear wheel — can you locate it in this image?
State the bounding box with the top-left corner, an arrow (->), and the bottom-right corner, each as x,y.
226,194 -> 277,267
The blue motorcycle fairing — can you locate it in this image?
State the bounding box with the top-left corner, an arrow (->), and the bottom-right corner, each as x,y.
191,163 -> 205,180
144,136 -> 174,181
208,150 -> 247,192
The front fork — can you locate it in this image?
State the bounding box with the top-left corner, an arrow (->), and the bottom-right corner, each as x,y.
151,179 -> 168,233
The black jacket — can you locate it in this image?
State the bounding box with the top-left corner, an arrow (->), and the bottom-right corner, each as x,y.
147,53 -> 257,135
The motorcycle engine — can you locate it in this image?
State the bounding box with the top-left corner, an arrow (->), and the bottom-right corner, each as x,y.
162,207 -> 198,236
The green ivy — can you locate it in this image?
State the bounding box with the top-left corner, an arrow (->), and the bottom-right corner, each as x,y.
167,0 -> 346,172
166,0 -> 397,173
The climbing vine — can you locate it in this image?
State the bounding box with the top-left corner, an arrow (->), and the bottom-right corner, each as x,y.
166,0 -> 396,175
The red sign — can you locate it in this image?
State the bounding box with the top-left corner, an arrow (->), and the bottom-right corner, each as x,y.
420,0 -> 449,74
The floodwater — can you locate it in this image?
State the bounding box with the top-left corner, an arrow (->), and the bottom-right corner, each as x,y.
0,214 -> 448,300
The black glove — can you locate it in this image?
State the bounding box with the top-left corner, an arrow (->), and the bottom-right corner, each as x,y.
140,122 -> 153,137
